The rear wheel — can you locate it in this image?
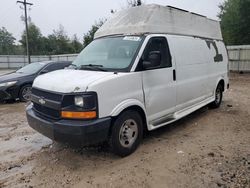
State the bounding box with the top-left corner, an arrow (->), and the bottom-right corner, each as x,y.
210,84 -> 223,108
110,110 -> 143,157
19,85 -> 32,102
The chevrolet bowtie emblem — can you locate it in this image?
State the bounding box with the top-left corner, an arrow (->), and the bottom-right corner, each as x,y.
38,98 -> 46,105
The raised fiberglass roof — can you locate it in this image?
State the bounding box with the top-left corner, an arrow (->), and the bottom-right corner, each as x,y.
95,4 -> 223,40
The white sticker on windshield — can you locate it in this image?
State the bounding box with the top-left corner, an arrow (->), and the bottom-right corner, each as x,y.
123,36 -> 141,41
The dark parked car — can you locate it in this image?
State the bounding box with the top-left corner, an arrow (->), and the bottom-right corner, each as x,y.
0,61 -> 71,102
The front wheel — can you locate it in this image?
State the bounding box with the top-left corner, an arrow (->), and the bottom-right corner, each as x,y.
110,110 -> 143,157
19,85 -> 32,102
210,84 -> 223,108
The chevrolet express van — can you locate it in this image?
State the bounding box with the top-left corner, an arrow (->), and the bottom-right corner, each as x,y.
26,5 -> 229,156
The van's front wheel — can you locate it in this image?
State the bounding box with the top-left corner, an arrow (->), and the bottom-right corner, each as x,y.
110,110 -> 143,157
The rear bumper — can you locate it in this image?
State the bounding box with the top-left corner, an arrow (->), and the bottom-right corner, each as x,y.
26,104 -> 112,146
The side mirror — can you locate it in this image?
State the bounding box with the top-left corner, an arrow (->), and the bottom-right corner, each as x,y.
143,51 -> 161,70
40,69 -> 49,75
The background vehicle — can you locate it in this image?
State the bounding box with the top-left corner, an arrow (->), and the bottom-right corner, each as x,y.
0,61 -> 71,102
26,5 -> 229,157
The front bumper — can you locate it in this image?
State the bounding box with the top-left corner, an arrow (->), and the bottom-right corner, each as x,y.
26,105 -> 112,146
0,86 -> 19,101
0,88 -> 11,101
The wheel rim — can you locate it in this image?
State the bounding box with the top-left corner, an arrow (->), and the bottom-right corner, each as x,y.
215,88 -> 221,104
22,86 -> 32,101
119,119 -> 138,148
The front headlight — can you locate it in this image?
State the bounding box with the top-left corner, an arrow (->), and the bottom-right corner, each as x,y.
0,81 -> 17,87
61,93 -> 98,119
74,96 -> 84,107
73,94 -> 97,109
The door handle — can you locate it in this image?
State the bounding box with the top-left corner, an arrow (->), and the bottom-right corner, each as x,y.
173,69 -> 176,81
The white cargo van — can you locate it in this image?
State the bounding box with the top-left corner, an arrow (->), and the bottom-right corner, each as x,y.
26,4 -> 229,156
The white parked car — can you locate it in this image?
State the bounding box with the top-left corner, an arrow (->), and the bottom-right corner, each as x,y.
26,4 -> 229,157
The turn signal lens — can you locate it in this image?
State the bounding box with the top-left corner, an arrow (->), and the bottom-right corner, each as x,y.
61,111 -> 97,119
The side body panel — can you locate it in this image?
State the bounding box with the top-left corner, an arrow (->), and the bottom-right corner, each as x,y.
167,35 -> 225,112
206,41 -> 229,93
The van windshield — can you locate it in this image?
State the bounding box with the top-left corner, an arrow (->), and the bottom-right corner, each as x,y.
72,36 -> 143,72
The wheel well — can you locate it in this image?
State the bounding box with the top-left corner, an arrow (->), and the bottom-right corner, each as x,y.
218,79 -> 225,92
110,105 -> 148,134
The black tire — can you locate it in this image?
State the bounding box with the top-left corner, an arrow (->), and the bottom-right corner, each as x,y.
210,84 -> 223,108
19,84 -> 32,102
110,110 -> 143,157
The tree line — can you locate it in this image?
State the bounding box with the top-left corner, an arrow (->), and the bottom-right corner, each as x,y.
0,0 -> 249,55
219,0 -> 250,45
0,23 -> 85,56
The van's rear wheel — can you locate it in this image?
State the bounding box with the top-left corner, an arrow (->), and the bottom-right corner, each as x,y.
210,84 -> 223,108
110,110 -> 143,157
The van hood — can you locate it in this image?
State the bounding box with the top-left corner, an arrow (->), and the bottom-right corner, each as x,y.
33,69 -> 114,93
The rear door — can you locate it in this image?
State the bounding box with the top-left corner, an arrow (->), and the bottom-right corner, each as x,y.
141,36 -> 176,125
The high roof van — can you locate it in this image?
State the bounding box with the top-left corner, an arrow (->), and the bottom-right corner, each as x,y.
26,4 -> 229,157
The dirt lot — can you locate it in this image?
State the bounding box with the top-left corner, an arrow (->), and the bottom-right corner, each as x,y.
0,73 -> 249,188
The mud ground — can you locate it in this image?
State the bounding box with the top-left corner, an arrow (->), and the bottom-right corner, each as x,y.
0,73 -> 249,188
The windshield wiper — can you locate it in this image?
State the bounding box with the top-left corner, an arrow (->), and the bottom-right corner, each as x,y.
79,64 -> 107,72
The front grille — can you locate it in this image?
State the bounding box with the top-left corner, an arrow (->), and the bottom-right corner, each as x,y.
33,103 -> 61,119
31,88 -> 63,119
32,88 -> 62,102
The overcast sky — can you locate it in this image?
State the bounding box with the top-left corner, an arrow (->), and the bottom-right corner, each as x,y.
0,0 -> 224,42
